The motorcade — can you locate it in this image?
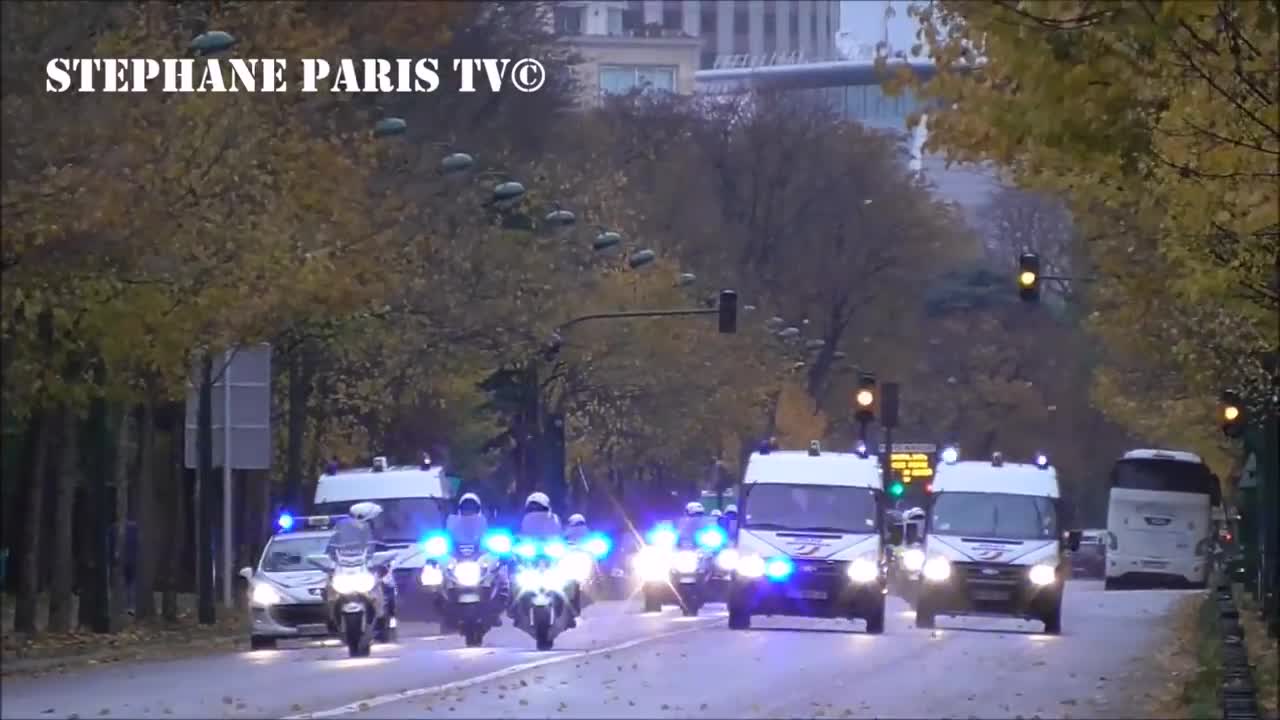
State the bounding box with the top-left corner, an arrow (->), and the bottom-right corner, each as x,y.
633,519 -> 729,616
723,441 -> 888,634
1104,449 -> 1220,589
915,450 -> 1080,634
311,455 -> 451,617
240,514 -> 340,649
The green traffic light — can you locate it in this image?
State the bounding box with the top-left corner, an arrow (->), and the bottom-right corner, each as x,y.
889,482 -> 905,498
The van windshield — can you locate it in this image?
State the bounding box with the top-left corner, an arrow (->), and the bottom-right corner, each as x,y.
313,498 -> 446,543
931,492 -> 1057,541
744,484 -> 878,534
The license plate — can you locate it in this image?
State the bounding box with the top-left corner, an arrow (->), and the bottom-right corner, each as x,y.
297,623 -> 328,635
972,590 -> 1010,601
458,593 -> 480,602
678,576 -> 698,584
1142,560 -> 1168,568
786,589 -> 828,600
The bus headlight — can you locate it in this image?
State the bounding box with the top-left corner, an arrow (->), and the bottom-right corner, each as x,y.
901,548 -> 926,573
453,561 -> 483,587
251,582 -> 282,606
736,554 -> 766,578
847,557 -> 879,584
673,550 -> 700,574
922,556 -> 952,582
633,547 -> 671,582
1029,564 -> 1057,586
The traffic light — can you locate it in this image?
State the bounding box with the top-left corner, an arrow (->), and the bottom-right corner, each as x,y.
854,372 -> 877,423
717,289 -> 738,334
888,480 -> 905,498
1018,252 -> 1041,302
1220,390 -> 1245,438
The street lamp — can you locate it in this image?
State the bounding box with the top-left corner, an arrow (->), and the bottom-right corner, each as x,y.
190,31 -> 237,56
593,230 -> 623,251
440,152 -> 475,175
677,272 -> 697,287
373,117 -> 408,138
628,249 -> 657,269
777,326 -> 801,340
544,207 -> 577,229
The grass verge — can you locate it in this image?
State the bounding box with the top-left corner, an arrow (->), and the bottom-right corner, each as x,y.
1148,591 -> 1220,720
1235,584 -> 1279,720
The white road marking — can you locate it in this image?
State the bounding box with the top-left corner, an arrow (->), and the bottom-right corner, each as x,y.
281,618 -> 724,719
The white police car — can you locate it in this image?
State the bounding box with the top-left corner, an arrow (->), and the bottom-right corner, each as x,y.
239,514 -> 340,649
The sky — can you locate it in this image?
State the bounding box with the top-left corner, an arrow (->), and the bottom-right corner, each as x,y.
839,0 -> 920,58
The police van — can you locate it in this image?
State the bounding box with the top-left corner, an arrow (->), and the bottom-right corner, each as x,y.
312,456 -> 452,614
726,441 -> 888,634
916,450 -> 1080,634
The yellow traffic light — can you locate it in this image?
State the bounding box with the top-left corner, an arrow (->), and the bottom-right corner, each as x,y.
855,389 -> 874,407
1223,405 -> 1240,422
1019,271 -> 1037,287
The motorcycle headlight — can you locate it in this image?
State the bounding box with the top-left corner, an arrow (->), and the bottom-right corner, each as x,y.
633,547 -> 671,582
1029,563 -> 1057,586
332,571 -> 376,595
515,568 -> 544,591
560,552 -> 594,584
453,561 -> 483,587
847,557 -> 879,584
922,556 -> 952,582
736,554 -> 766,578
902,548 -> 926,573
419,565 -> 444,587
673,550 -> 700,574
251,582 -> 282,606
715,548 -> 740,571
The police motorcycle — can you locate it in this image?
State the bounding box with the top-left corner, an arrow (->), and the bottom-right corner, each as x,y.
634,509 -> 731,616
563,514 -> 614,610
305,544 -> 403,657
508,536 -> 580,650
418,527 -> 514,647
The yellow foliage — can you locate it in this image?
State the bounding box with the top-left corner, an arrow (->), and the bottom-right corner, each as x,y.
773,381 -> 829,449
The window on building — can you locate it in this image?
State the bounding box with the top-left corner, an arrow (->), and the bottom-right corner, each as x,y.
554,6 -> 584,35
608,7 -> 625,35
701,5 -> 716,33
599,65 -> 677,95
622,8 -> 643,32
764,9 -> 776,34
663,7 -> 682,30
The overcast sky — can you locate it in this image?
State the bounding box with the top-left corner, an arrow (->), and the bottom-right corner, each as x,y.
839,0 -> 919,55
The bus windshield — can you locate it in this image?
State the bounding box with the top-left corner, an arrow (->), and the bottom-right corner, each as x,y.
1110,459 -> 1220,506
313,498 -> 447,543
931,492 -> 1058,541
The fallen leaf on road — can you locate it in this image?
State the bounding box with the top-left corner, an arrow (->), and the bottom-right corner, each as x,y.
519,700 -> 528,706
358,703 -> 369,712
661,704 -> 670,710
700,704 -> 708,710
519,679 -> 528,687
1060,699 -> 1076,705
1032,660 -> 1046,666
222,697 -> 233,705
628,701 -> 636,707
290,704 -> 302,712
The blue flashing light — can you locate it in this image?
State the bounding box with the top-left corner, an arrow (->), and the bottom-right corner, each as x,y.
1035,453 -> 1049,469
583,533 -> 612,559
422,532 -> 451,559
514,540 -> 538,559
647,524 -> 678,548
695,526 -> 727,551
277,513 -> 295,531
764,557 -> 794,581
482,530 -> 514,555
543,540 -> 567,559
941,446 -> 960,464
855,440 -> 868,456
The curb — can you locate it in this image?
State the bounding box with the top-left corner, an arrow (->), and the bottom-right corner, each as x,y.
1216,583 -> 1261,720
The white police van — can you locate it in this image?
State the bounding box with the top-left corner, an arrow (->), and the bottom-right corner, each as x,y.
312,456 -> 452,616
916,450 -> 1080,634
726,441 -> 888,634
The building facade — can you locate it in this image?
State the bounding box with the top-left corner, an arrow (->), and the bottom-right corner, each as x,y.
553,0 -> 843,101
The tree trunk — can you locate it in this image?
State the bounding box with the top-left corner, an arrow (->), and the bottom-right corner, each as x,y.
134,397 -> 157,620
14,410 -> 51,634
161,424 -> 183,623
47,407 -> 81,633
108,405 -> 132,631
284,344 -> 315,510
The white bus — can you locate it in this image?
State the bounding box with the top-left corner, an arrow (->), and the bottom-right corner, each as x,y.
1104,449 -> 1221,590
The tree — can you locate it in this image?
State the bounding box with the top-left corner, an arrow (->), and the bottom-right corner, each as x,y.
903,0 -> 1278,453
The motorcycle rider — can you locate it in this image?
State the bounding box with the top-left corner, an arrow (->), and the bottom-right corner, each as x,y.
721,504 -> 739,536
676,501 -> 711,543
327,501 -> 398,625
564,513 -> 590,544
445,492 -> 507,627
519,492 -> 562,537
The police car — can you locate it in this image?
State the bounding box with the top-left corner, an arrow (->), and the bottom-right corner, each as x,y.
239,514 -> 341,649
915,450 -> 1081,634
725,441 -> 888,634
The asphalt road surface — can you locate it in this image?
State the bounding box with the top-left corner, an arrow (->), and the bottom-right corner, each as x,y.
1,581 -> 1196,720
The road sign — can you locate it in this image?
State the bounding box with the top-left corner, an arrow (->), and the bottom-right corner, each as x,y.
184,345 -> 272,470
878,443 -> 937,454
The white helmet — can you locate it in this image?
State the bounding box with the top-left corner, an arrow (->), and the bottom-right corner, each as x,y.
685,501 -> 705,516
350,501 -> 383,522
567,513 -> 586,527
724,504 -> 738,515
525,492 -> 551,512
710,509 -> 723,518
458,492 -> 482,514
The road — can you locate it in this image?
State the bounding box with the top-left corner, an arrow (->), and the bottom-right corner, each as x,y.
1,581 -> 1195,720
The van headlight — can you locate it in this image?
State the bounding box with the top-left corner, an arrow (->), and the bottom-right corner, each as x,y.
673,550 -> 700,574
736,554 -> 766,578
847,557 -> 879,584
1028,563 -> 1057,586
922,556 -> 952,582
901,548 -> 925,572
332,571 -> 376,595
251,582 -> 282,606
633,547 -> 670,582
715,548 -> 740,571
453,561 -> 483,587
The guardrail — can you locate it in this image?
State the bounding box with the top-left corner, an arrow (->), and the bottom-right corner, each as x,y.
1216,583 -> 1261,720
